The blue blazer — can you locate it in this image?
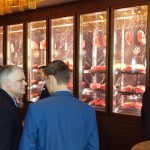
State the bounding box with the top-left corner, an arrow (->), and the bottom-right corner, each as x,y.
19,91 -> 99,150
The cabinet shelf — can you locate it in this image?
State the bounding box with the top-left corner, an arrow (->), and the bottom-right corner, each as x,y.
118,91 -> 144,95
115,70 -> 146,74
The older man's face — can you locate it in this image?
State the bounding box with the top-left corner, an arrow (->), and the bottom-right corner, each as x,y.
7,69 -> 27,98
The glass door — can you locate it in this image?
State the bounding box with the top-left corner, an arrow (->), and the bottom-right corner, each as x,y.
51,16 -> 74,92
27,20 -> 47,102
79,11 -> 107,111
112,5 -> 147,116
7,24 -> 23,67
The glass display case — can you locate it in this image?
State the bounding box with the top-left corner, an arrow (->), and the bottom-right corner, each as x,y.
7,24 -> 23,67
51,16 -> 74,92
27,20 -> 47,102
79,11 -> 107,111
0,27 -> 3,65
112,5 -> 147,116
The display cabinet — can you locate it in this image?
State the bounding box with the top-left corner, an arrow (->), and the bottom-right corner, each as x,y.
51,16 -> 74,92
79,11 -> 107,111
27,20 -> 47,102
0,26 -> 3,65
7,24 -> 23,67
112,5 -> 148,116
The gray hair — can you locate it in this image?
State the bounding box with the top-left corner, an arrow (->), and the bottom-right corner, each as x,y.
0,65 -> 23,88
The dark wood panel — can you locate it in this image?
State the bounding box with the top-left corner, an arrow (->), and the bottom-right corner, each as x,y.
96,112 -> 108,131
96,112 -> 108,150
24,7 -> 49,22
76,0 -> 109,13
109,115 -> 144,137
100,131 -> 108,150
49,2 -> 76,18
107,115 -> 144,150
109,133 -> 143,150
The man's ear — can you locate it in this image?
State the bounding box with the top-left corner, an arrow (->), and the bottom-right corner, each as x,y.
49,75 -> 56,85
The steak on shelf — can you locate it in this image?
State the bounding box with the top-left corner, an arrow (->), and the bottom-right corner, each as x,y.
121,65 -> 132,72
121,64 -> 145,73
91,65 -> 106,72
133,85 -> 145,94
89,99 -> 105,107
90,83 -> 106,91
121,101 -> 135,109
134,102 -> 142,110
135,64 -> 145,72
121,85 -> 133,93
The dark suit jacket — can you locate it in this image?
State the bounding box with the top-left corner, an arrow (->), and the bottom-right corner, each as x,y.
141,87 -> 150,140
39,84 -> 50,100
0,88 -> 23,150
19,91 -> 99,150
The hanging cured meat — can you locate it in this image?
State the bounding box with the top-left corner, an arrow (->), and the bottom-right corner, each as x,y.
137,30 -> 146,45
31,41 -> 39,50
64,59 -> 73,71
93,35 -> 101,48
125,31 -> 133,46
40,40 -> 46,49
103,34 -> 107,47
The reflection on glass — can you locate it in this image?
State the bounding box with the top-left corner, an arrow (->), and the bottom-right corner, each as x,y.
0,27 -> 3,65
79,11 -> 107,111
113,5 -> 147,116
51,16 -> 74,92
28,20 -> 46,102
7,24 -> 23,67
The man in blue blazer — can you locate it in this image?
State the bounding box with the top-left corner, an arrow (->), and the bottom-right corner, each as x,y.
19,60 -> 99,150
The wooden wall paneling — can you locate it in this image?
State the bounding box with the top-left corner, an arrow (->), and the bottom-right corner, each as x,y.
49,2 -> 76,17
76,0 -> 109,14
24,7 -> 49,22
109,0 -> 148,8
108,115 -> 144,150
4,11 -> 25,25
96,113 -> 109,150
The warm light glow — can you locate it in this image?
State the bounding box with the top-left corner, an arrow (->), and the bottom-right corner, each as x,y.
0,0 -> 43,15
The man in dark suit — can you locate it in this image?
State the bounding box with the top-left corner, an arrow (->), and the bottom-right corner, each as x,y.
141,87 -> 150,140
37,65 -> 50,100
19,60 -> 99,150
0,65 -> 27,150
